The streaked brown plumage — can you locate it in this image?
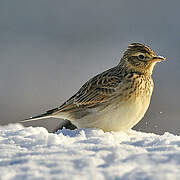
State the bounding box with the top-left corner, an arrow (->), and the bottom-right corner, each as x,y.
22,43 -> 165,132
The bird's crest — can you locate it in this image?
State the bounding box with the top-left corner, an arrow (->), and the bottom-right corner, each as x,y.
128,43 -> 156,56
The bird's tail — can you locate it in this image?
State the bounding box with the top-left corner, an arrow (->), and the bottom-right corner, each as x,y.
21,113 -> 51,123
21,107 -> 59,123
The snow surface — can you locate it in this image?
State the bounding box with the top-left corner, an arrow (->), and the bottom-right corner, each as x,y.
1,124 -> 180,180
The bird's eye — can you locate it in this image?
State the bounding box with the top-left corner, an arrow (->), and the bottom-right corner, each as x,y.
138,54 -> 145,60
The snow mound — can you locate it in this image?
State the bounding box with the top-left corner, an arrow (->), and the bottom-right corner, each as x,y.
1,124 -> 180,180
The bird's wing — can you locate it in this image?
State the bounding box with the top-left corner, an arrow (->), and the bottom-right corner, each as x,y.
54,67 -> 122,113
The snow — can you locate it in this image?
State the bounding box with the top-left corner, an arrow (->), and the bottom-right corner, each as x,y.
1,124 -> 180,180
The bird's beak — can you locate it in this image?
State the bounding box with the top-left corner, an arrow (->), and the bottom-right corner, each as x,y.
151,55 -> 166,63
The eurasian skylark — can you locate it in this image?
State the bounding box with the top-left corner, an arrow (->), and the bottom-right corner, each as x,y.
22,43 -> 165,132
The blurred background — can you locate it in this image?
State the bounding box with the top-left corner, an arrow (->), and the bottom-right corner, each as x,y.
0,0 -> 180,134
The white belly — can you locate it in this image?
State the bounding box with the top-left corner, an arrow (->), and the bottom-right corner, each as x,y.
73,95 -> 151,132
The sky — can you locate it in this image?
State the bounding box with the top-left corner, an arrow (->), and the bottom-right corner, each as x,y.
0,0 -> 180,134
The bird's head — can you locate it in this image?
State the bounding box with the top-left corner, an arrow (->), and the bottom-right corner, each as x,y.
119,43 -> 166,75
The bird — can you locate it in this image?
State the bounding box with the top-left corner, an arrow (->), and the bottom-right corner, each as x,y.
21,43 -> 166,132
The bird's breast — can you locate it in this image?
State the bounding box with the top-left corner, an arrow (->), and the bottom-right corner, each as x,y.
74,77 -> 154,132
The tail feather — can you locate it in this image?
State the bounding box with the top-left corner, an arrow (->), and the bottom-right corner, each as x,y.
21,113 -> 51,122
21,107 -> 59,123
